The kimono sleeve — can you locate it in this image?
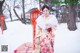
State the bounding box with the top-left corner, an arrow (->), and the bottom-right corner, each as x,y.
36,15 -> 46,30
50,15 -> 58,26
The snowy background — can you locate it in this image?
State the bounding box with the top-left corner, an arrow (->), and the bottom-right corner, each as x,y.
0,21 -> 33,53
0,21 -> 80,53
0,0 -> 80,53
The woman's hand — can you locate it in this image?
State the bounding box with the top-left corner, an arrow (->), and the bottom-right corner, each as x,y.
53,25 -> 57,29
35,37 -> 40,45
52,25 -> 57,32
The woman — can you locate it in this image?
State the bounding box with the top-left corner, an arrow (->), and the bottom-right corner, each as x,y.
35,5 -> 58,53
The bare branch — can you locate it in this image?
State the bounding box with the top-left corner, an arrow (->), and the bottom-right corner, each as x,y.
13,8 -> 22,21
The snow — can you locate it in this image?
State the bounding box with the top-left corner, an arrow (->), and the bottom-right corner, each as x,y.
0,21 -> 80,53
54,23 -> 80,53
0,21 -> 33,53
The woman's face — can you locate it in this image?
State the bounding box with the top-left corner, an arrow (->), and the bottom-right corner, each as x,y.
42,8 -> 49,17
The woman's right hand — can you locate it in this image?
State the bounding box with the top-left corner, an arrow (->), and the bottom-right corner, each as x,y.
35,37 -> 40,45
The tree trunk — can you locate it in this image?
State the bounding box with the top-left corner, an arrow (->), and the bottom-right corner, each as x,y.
9,9 -> 13,21
0,3 -> 3,15
22,0 -> 26,24
67,4 -> 77,31
13,0 -> 23,22
0,0 -> 7,30
13,0 -> 26,24
0,0 -> 5,15
39,0 -> 42,11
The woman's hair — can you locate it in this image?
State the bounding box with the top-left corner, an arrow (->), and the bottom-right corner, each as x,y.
42,5 -> 50,11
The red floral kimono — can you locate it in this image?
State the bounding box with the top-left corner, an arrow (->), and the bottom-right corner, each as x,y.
40,29 -> 54,53
35,14 -> 58,53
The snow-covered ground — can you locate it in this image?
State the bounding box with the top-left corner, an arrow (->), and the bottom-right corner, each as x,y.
54,23 -> 80,53
0,21 -> 80,53
0,21 -> 33,53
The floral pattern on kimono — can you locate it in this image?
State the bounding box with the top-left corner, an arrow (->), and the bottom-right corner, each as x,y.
35,14 -> 58,53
